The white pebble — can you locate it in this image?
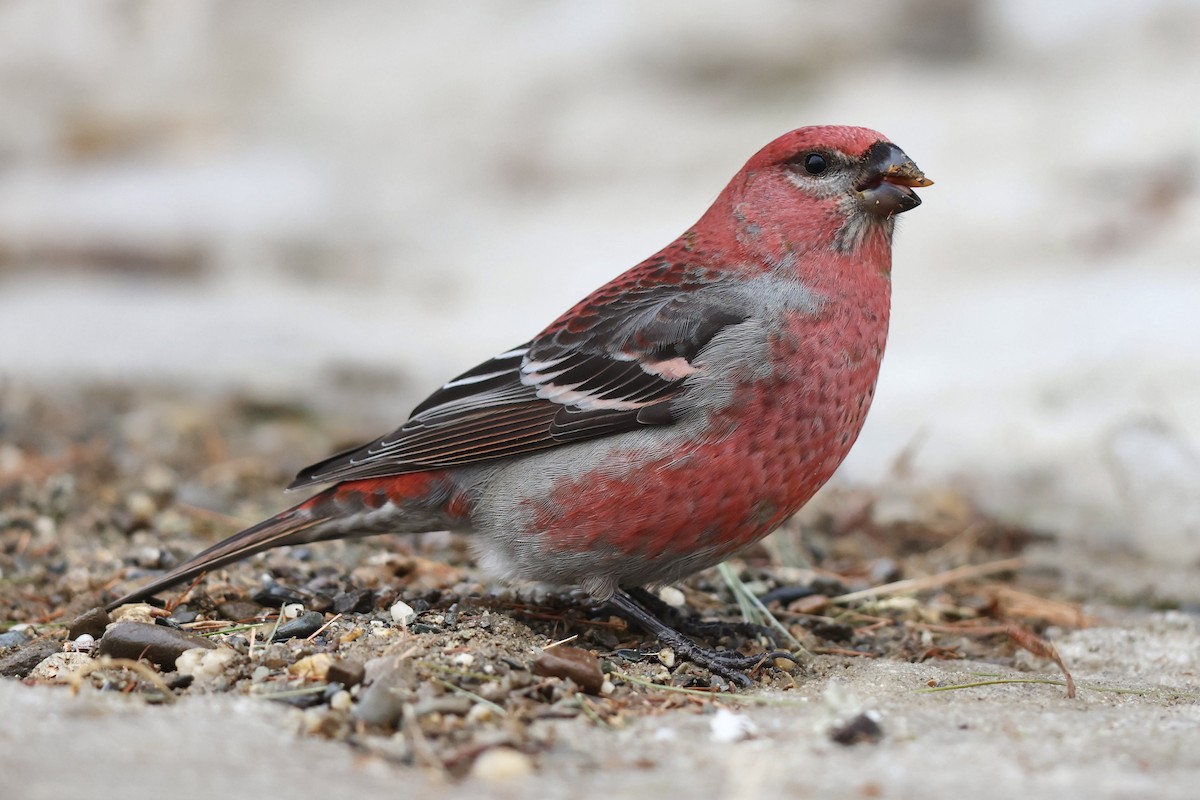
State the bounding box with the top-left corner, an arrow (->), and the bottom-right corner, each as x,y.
389,600 -> 416,626
658,647 -> 676,668
709,707 -> 758,743
176,647 -> 237,682
125,491 -> 157,523
282,603 -> 304,620
470,747 -> 533,782
657,586 -> 686,608
599,679 -> 615,696
466,703 -> 495,724
329,690 -> 353,711
452,653 -> 475,667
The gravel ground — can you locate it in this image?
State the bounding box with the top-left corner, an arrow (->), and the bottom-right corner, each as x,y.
2,384 -> 1198,799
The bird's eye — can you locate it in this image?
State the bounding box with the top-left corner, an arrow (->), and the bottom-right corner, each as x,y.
803,153 -> 828,175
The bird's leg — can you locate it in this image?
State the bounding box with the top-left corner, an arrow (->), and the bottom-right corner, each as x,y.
624,587 -> 781,646
607,588 -> 795,688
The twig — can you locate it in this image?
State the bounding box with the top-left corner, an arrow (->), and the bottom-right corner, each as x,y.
576,695 -> 611,728
305,613 -> 342,643
830,557 -> 1029,605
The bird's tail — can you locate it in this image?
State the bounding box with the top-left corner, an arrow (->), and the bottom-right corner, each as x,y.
105,474 -> 461,611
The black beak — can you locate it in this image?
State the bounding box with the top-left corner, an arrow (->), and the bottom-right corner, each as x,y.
855,141 -> 933,217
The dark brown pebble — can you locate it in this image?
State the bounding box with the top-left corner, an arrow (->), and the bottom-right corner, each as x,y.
266,689 -> 327,708
0,639 -> 62,678
68,607 -> 112,640
252,584 -> 309,608
830,712 -> 884,746
332,588 -> 374,615
531,646 -> 604,695
271,611 -> 326,642
169,605 -> 199,624
810,620 -> 855,642
217,600 -> 263,622
97,621 -> 216,670
327,658 -> 366,688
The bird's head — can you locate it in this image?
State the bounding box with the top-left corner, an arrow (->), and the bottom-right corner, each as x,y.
716,125 -> 932,259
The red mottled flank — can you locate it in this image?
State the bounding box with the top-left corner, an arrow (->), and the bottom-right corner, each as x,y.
530,221 -> 890,560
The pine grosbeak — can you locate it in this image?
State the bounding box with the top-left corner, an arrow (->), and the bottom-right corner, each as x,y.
110,126 -> 931,684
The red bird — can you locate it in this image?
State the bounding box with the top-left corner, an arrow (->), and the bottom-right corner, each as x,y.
109,126 -> 931,684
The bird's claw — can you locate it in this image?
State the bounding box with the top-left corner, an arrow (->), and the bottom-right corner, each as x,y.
666,641 -> 796,688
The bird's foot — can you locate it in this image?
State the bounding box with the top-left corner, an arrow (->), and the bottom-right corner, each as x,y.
608,588 -> 796,689
623,587 -> 780,646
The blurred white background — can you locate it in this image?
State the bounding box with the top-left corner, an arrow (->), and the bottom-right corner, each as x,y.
1,0 -> 1197,558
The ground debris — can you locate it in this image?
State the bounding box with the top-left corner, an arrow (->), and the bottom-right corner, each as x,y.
0,384 -> 1089,771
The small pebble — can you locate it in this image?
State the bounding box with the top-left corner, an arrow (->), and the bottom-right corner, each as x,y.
470,747 -> 534,782
389,601 -> 416,626
466,703 -> 495,724
251,665 -> 271,683
125,491 -> 157,524
290,653 -> 334,681
176,647 -> 238,683
326,658 -> 366,688
168,606 -> 199,624
452,652 -> 475,668
532,646 -> 604,695
271,611 -> 326,641
217,600 -> 263,622
282,603 -> 305,620
97,621 -> 216,670
67,633 -> 96,652
599,679 -> 615,696
68,607 -> 112,640
657,586 -> 687,608
658,647 -> 676,668
329,690 -> 353,711
0,639 -> 61,678
109,604 -> 160,625
811,620 -> 854,643
252,584 -> 309,608
332,588 -> 374,615
141,463 -> 177,497
0,628 -> 34,650
830,711 -> 885,746
28,651 -> 92,683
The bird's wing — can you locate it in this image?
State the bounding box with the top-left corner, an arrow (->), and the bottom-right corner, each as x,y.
288,267 -> 748,488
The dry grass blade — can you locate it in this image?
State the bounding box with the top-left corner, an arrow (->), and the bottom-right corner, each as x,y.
67,656 -> 175,703
1007,623 -> 1076,698
830,557 -> 1029,605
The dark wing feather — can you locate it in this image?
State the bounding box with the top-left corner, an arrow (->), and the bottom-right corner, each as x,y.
288,274 -> 749,489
